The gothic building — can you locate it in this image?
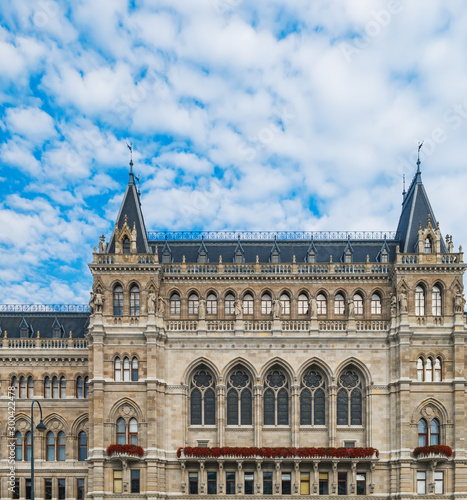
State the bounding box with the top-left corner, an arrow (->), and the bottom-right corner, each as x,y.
1,165 -> 467,500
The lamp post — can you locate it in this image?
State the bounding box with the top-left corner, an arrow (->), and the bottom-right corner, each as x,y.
30,400 -> 47,500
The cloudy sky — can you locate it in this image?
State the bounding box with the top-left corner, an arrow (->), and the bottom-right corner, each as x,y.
1,0 -> 467,304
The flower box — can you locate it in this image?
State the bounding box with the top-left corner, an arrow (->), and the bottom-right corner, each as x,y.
413,445 -> 452,460
177,446 -> 379,460
107,444 -> 144,458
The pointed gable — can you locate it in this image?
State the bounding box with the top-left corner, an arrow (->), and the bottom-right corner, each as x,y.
269,237 -> 281,263
376,237 -> 390,263
107,173 -> 150,254
395,169 -> 445,253
341,236 -> 354,263
233,238 -> 244,263
162,238 -> 172,263
197,238 -> 209,263
306,239 -> 317,263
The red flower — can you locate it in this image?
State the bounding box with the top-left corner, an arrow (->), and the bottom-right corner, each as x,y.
107,444 -> 144,457
413,445 -> 452,458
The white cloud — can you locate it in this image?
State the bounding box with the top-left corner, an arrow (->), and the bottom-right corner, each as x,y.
6,107 -> 56,143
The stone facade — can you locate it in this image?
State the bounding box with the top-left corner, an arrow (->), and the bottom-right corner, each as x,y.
1,169 -> 467,499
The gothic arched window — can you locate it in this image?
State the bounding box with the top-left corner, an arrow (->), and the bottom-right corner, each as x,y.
114,357 -> 121,381
298,294 -> 308,315
431,418 -> 440,445
418,419 -> 428,446
206,293 -> 217,315
225,293 -> 235,315
334,294 -> 345,315
317,294 -> 327,315
243,294 -> 254,315
371,293 -> 382,315
417,358 -> 424,381
130,285 -> 140,316
129,418 -> 138,445
44,376 -> 51,398
261,294 -> 272,315
353,294 -> 363,315
415,286 -> 425,316
25,431 -> 31,461
20,376 -> 26,398
188,294 -> 199,315
132,357 -> 139,381
434,357 -> 442,381
57,431 -> 66,461
76,376 -> 83,398
263,368 -> 289,426
116,417 -> 126,444
123,357 -> 130,381
425,358 -> 433,382
84,376 -> 89,398
227,369 -> 252,425
47,432 -> 55,461
280,294 -> 291,315
337,369 -> 362,426
78,431 -> 87,461
27,376 -> 33,398
60,376 -> 66,398
52,376 -> 59,399
170,293 -> 181,315
432,286 -> 441,316
113,285 -> 124,316
190,368 -> 216,426
424,237 -> 432,254
15,431 -> 22,461
300,368 -> 326,425
123,237 -> 130,254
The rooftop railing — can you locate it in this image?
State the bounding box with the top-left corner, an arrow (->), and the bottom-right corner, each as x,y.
0,304 -> 90,313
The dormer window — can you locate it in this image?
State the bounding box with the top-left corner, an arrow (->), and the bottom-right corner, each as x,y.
123,237 -> 130,254
424,237 -> 432,254
381,249 -> 388,263
344,250 -> 352,263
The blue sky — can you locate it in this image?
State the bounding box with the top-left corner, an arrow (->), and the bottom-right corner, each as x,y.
1,0 -> 467,304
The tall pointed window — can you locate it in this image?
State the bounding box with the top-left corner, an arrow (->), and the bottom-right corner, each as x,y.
225,293 -> 235,315
123,237 -> 130,254
430,418 -> 440,445
425,358 -> 433,382
432,286 -> 441,316
337,369 -> 362,426
261,294 -> 272,315
190,367 -> 216,426
418,419 -> 428,446
227,368 -> 252,425
52,376 -> 59,398
20,376 -> 26,398
78,431 -> 87,461
25,432 -> 31,461
424,237 -> 432,254
129,418 -> 138,445
334,294 -> 345,315
130,285 -> 140,316
188,294 -> 199,315
170,293 -> 181,315
113,285 -> 124,316
206,293 -> 217,315
434,357 -> 442,381
57,431 -> 66,460
317,294 -> 327,315
280,294 -> 291,315
300,368 -> 326,426
76,376 -> 84,398
114,357 -> 122,381
263,368 -> 289,426
47,432 -> 55,461
60,376 -> 66,398
353,294 -> 363,315
243,294 -> 254,315
123,357 -> 130,381
415,286 -> 425,316
15,432 -> 23,461
417,358 -> 424,381
298,294 -> 308,315
132,357 -> 139,381
44,376 -> 51,398
371,294 -> 382,315
116,418 -> 126,444
28,376 -> 33,398
84,376 -> 89,398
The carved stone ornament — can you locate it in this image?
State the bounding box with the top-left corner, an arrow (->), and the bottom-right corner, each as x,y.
119,405 -> 136,418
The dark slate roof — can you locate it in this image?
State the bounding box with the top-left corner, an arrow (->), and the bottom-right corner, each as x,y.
107,173 -> 150,254
395,168 -> 445,253
150,239 -> 398,264
0,312 -> 89,339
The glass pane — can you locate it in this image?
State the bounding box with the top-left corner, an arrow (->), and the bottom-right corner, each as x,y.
191,389 -> 202,425
350,389 -> 362,425
264,389 -> 275,425
314,388 -> 326,425
337,389 -> 348,425
204,388 -> 216,425
300,390 -> 312,425
241,389 -> 252,425
227,389 -> 238,425
277,388 -> 289,425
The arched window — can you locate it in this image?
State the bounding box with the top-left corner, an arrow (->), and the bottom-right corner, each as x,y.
353,294 -> 363,315
27,376 -> 33,398
263,368 -> 289,426
337,369 -> 362,426
78,431 -> 87,461
317,294 -> 327,315
114,357 -> 122,381
298,294 -> 308,315
44,376 -> 51,398
170,293 -> 181,315
129,418 -> 138,445
425,358 -> 433,382
432,286 -> 441,316
15,432 -> 23,461
84,376 -> 89,398
415,286 -> 425,316
280,294 -> 291,315
123,357 -> 130,381
431,418 -> 440,445
116,418 -> 126,444
123,237 -> 130,254
52,376 -> 59,398
225,293 -> 235,315
47,432 -> 55,461
130,285 -> 140,316
206,293 -> 217,315
57,431 -> 66,461
434,357 -> 442,381
300,368 -> 326,426
113,285 -> 123,316
20,376 -> 26,398
424,237 -> 432,254
188,294 -> 199,315
60,376 -> 66,398
261,294 -> 272,315
418,419 -> 428,446
132,357 -> 139,381
243,294 -> 254,315
11,376 -> 18,396
25,431 -> 31,461
371,294 -> 382,315
227,368 -> 252,426
417,358 -> 424,381
190,367 -> 216,426
334,294 -> 345,315
76,376 -> 83,398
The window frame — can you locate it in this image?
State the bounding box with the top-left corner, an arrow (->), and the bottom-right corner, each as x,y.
280,294 -> 291,315
243,294 -> 254,315
353,294 -> 363,315
371,293 -> 382,315
415,286 -> 425,316
206,293 -> 217,315
432,285 -> 442,316
113,285 -> 124,316
298,294 -> 309,315
224,294 -> 235,315
130,285 -> 140,316
261,294 -> 272,315
170,293 -> 181,315
334,294 -> 345,315
188,294 -> 199,315
78,431 -> 87,461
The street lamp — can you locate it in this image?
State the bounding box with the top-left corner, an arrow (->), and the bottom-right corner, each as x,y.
30,400 -> 47,500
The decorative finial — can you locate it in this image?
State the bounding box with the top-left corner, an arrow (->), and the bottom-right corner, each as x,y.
4,330 -> 7,338
37,330 -> 40,338
402,174 -> 406,198
69,330 -> 72,339
127,143 -> 133,174
417,141 -> 423,172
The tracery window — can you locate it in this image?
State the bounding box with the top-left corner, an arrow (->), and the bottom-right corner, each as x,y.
130,285 -> 140,316
132,358 -> 139,381
114,285 -> 124,316
227,368 -> 252,425
334,294 -> 345,315
425,358 -> 433,382
261,294 -> 272,315
188,294 -> 199,315
418,419 -> 428,446
46,431 -> 66,461
44,376 -> 51,398
25,431 -> 31,461
337,369 -> 362,426
317,294 -> 327,315
117,417 -> 126,444
52,376 -> 59,398
353,294 -> 363,315
225,293 -> 235,315
11,376 -> 18,396
123,357 -> 130,381
129,418 -> 138,445
77,376 -> 84,398
298,294 -> 308,315
27,376 -> 33,397
280,294 -> 291,315
206,294 -> 217,315
114,357 -> 122,381
170,293 -> 181,315
190,367 -> 216,425
20,376 -> 26,398
432,286 -> 441,316
434,357 -> 442,381
78,431 -> 87,461
300,368 -> 326,425
431,418 -> 440,445
417,358 -> 424,381
15,431 -> 22,461
417,357 -> 442,381
123,237 -> 130,254
60,376 -> 66,398
371,293 -> 382,315
263,368 -> 289,425
116,417 -> 138,445
243,294 -> 254,315
415,286 -> 425,316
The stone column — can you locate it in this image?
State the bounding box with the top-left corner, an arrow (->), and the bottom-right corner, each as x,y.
217,383 -> 226,447
291,383 -> 300,447
254,384 -> 263,447
329,383 -> 336,447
